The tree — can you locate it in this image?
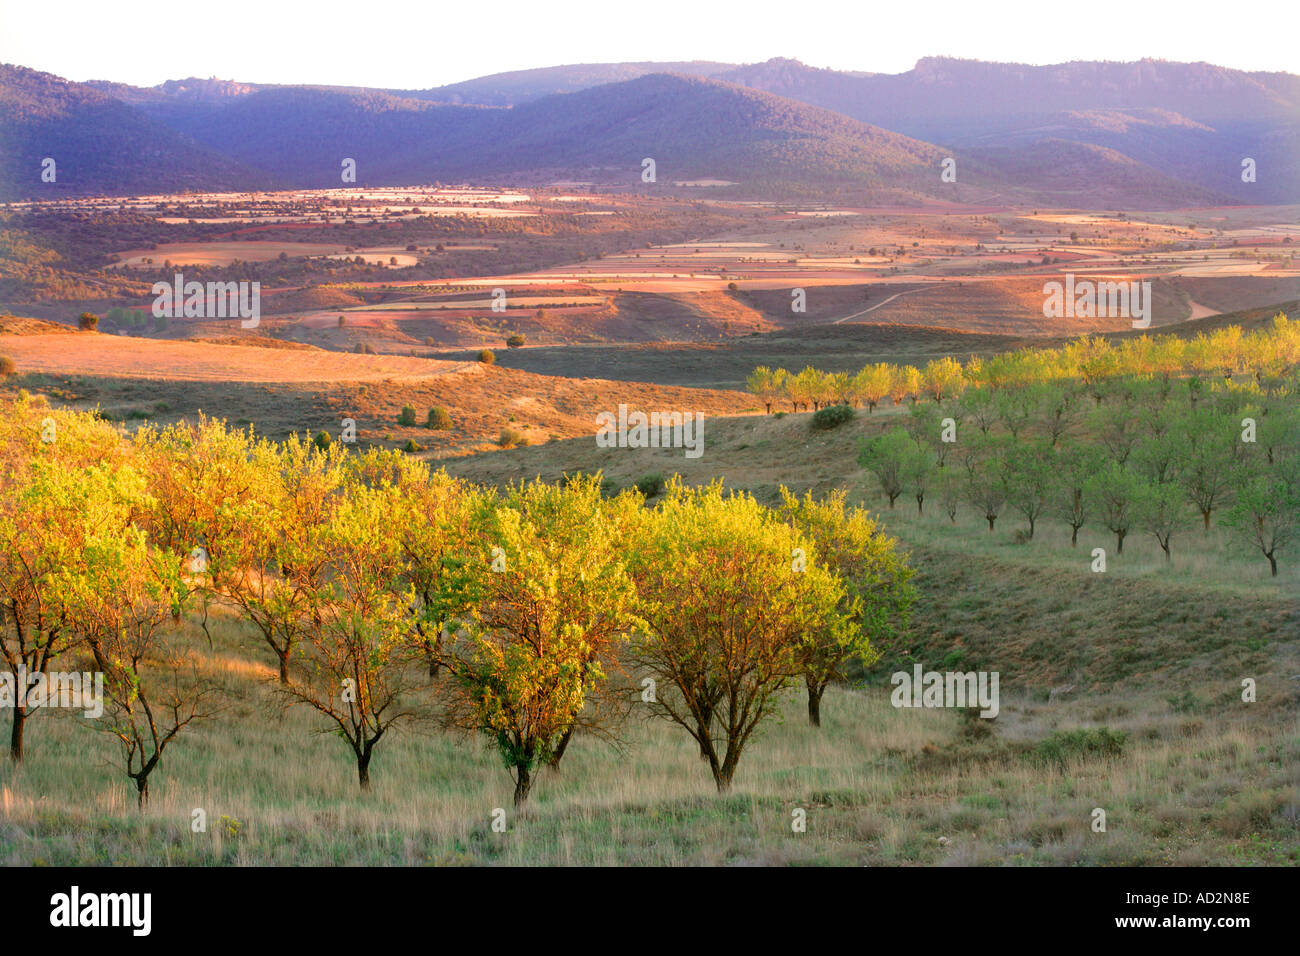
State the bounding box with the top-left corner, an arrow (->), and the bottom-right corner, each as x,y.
440,476 -> 644,806
778,489 -> 914,726
745,366 -> 785,415
426,406 -> 452,430
852,363 -> 893,413
1088,461 -> 1141,555
281,479 -> 421,789
922,357 -> 966,403
398,406 -> 417,426
1050,443 -> 1102,546
63,506 -> 219,809
1175,407 -> 1236,531
1222,464 -> 1300,577
630,482 -> 846,791
1134,477 -> 1187,563
1002,438 -> 1053,539
77,312 -> 98,331
0,404 -> 127,760
858,428 -> 913,509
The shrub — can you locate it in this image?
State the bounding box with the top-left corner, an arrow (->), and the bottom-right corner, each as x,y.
506,333 -> 526,349
398,406 -> 417,426
338,315 -> 346,327
78,312 -> 99,331
313,430 -> 332,451
811,404 -> 855,430
0,355 -> 14,377
477,349 -> 496,365
426,406 -> 452,430
403,438 -> 424,453
497,427 -> 529,448
1032,728 -> 1127,769
634,473 -> 665,498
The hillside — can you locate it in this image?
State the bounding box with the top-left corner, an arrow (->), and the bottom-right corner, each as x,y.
0,65 -> 273,200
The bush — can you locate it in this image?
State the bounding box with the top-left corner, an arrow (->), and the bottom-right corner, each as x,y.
0,355 -> 14,377
506,333 -> 526,348
78,312 -> 99,331
153,314 -> 168,332
811,404 -> 855,430
477,349 -> 496,365
426,406 -> 452,430
398,406 -> 417,426
634,473 -> 665,498
497,427 -> 529,448
313,430 -> 332,451
403,438 -> 424,453
337,315 -> 346,327
1032,728 -> 1127,769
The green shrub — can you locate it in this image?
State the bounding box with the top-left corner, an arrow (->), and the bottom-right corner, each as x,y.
498,426 -> 529,448
77,312 -> 99,331
0,355 -> 14,377
478,349 -> 496,365
811,404 -> 855,430
398,406 -> 417,426
506,333 -> 526,348
403,438 -> 424,453
634,473 -> 665,498
313,430 -> 332,451
426,406 -> 452,430
1032,728 -> 1128,769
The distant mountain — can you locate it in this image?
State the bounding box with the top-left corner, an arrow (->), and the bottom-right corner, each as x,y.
3,57 -> 1290,206
0,65 -> 272,200
711,57 -> 1300,203
409,61 -> 734,106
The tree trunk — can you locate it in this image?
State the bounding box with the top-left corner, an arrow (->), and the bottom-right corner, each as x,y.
1202,510 -> 1211,531
9,707 -> 24,762
548,725 -> 574,769
1071,525 -> 1080,546
513,765 -> 532,807
278,650 -> 290,685
136,776 -> 149,810
1116,530 -> 1126,554
357,752 -> 371,790
916,495 -> 924,515
1268,551 -> 1277,577
986,515 -> 996,531
806,683 -> 823,728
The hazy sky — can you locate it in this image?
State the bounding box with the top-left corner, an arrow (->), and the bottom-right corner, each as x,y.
4,0 -> 1295,88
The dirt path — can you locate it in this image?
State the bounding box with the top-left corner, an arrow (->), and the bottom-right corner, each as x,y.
832,287 -> 927,324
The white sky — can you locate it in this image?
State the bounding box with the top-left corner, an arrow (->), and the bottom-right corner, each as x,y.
3,0 -> 1295,89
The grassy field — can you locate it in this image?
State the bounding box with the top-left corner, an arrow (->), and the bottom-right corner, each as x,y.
1,396 -> 1295,866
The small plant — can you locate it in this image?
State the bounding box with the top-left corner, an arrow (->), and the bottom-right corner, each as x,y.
398,406 -> 417,426
478,349 -> 496,364
403,438 -> 424,453
1032,728 -> 1127,769
338,315 -> 346,327
426,406 -> 452,430
0,355 -> 14,377
498,426 -> 529,448
506,333 -> 526,348
634,473 -> 665,498
313,430 -> 332,451
811,404 -> 855,430
78,312 -> 99,331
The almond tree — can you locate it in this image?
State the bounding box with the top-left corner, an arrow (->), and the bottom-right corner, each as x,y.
439,476 -> 644,807
778,488 -> 915,726
63,514 -> 220,809
630,482 -> 847,791
280,478 -> 421,790
0,404 -> 127,760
